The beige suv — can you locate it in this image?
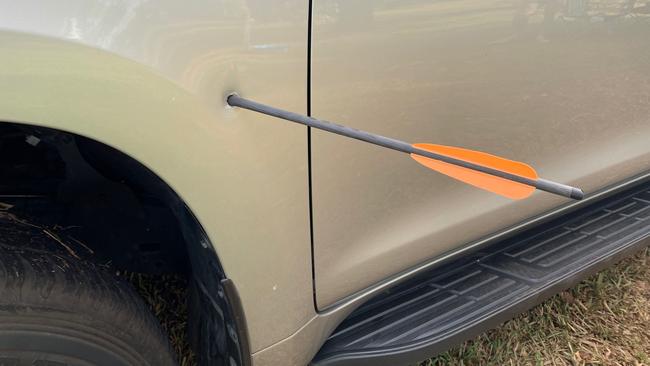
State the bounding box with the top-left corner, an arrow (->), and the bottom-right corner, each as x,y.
1,1 -> 649,365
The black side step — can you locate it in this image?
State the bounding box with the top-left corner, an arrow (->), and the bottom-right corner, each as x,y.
312,181 -> 650,366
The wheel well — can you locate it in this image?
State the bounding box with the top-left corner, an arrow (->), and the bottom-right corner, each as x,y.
0,121 -> 250,365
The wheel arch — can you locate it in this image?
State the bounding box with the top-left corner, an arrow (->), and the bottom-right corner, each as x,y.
1,30 -> 315,355
0,118 -> 252,365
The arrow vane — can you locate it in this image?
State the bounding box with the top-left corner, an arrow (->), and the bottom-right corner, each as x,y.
227,94 -> 583,200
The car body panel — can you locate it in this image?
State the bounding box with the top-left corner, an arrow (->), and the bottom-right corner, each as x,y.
0,0 -> 311,353
252,170 -> 650,366
311,0 -> 650,307
2,0 -> 650,364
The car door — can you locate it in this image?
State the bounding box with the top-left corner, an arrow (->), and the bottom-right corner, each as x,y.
311,0 -> 650,309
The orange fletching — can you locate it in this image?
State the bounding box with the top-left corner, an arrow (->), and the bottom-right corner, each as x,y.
410,143 -> 538,200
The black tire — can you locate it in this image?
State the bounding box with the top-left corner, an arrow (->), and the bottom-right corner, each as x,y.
0,219 -> 178,366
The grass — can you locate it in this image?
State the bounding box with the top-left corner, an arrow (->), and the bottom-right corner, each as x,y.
129,247 -> 650,366
123,272 -> 196,366
421,247 -> 650,366
6,195 -> 648,365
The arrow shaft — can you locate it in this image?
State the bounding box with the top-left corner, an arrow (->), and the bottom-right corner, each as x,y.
227,94 -> 582,200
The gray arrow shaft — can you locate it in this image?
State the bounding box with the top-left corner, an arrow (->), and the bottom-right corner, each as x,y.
227,94 -> 583,200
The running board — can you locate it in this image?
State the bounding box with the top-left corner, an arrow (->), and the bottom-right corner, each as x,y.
312,181 -> 650,366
